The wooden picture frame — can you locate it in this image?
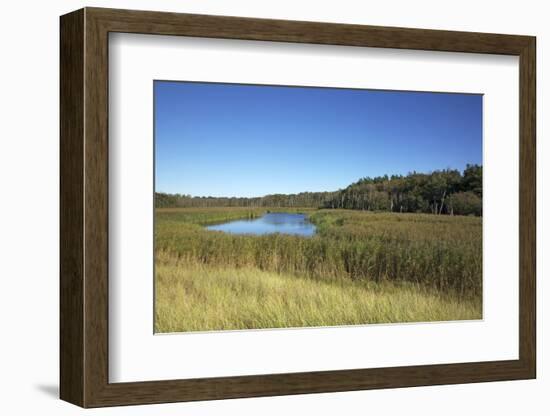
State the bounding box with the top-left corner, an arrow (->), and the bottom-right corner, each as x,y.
60,7 -> 536,408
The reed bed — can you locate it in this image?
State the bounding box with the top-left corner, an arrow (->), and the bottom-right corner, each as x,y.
155,207 -> 482,332
155,252 -> 481,332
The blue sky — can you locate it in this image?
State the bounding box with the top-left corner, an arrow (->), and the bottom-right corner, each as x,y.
155,81 -> 482,197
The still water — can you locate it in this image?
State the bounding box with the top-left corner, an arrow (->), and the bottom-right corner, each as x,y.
206,212 -> 316,237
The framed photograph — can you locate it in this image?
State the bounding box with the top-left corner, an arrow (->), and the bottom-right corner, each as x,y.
60,7 -> 536,407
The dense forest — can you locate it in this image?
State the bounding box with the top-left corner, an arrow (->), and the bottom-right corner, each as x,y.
156,164 -> 482,216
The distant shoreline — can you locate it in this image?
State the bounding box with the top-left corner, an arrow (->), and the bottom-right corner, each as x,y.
156,165 -> 482,216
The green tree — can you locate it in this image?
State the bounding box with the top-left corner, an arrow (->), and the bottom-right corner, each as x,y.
448,191 -> 482,216
462,164 -> 482,196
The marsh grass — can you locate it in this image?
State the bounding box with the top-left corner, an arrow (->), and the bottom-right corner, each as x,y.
154,207 -> 482,332
155,252 -> 481,332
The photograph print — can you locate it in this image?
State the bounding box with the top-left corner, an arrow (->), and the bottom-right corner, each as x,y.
154,81 -> 483,333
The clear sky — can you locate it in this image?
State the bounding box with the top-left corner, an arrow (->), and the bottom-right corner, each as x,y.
155,81 -> 482,197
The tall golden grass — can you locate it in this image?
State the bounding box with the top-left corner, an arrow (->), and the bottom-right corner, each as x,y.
155,207 -> 482,332
155,252 -> 481,332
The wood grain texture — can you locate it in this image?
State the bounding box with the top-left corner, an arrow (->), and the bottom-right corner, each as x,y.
83,10 -> 110,406
518,38 -> 536,376
89,7 -> 532,54
59,7 -> 537,408
59,8 -> 84,407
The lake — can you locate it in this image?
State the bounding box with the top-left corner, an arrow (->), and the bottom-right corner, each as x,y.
206,212 -> 316,237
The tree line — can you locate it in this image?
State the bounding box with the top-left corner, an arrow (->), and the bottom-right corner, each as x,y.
156,164 -> 482,216
155,190 -> 338,209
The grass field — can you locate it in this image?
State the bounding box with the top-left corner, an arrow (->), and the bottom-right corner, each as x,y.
155,207 -> 482,333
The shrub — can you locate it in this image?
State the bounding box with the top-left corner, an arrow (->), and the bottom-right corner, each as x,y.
447,191 -> 482,216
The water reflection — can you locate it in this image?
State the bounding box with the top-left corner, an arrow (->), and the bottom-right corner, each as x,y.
206,212 -> 316,236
